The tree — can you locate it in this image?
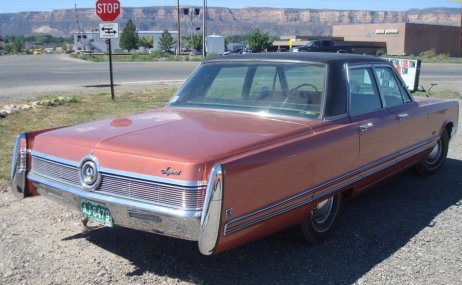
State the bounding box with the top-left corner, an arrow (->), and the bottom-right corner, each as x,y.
12,38 -> 24,54
139,36 -> 153,53
158,29 -> 175,52
119,19 -> 139,52
248,29 -> 273,53
189,34 -> 203,51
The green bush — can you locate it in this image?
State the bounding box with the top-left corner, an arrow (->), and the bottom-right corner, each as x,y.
376,49 -> 386,57
419,49 -> 436,58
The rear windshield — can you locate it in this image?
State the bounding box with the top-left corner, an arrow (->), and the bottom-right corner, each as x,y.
168,61 -> 327,119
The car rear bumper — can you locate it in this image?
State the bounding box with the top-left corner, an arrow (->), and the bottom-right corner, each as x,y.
29,173 -> 202,241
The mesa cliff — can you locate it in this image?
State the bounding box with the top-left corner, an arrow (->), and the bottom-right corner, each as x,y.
0,6 -> 459,36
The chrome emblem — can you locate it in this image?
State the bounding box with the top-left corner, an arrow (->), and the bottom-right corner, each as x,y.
79,158 -> 101,190
161,167 -> 182,176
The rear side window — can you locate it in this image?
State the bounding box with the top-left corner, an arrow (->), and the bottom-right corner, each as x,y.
348,67 -> 382,116
374,67 -> 412,107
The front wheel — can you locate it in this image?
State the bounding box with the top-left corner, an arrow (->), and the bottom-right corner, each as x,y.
415,129 -> 449,176
299,193 -> 342,243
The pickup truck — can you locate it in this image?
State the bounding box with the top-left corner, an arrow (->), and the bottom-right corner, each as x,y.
293,40 -> 353,53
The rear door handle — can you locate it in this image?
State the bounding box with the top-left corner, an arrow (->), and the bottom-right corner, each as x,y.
397,113 -> 409,121
358,122 -> 374,133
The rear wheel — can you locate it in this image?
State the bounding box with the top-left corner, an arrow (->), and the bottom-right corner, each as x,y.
415,129 -> 449,176
299,193 -> 342,243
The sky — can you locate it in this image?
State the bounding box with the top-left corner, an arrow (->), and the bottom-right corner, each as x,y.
0,0 -> 461,14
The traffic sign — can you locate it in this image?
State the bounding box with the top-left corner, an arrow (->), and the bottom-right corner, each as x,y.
96,0 -> 121,22
99,23 -> 119,39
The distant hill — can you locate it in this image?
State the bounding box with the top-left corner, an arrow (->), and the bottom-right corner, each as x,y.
0,6 -> 459,36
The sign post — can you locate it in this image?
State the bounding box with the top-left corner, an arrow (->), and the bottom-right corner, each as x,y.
96,0 -> 121,101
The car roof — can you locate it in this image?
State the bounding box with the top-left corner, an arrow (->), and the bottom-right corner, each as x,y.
205,52 -> 389,65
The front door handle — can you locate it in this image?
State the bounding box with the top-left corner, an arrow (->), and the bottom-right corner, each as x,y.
397,113 -> 409,121
358,122 -> 374,133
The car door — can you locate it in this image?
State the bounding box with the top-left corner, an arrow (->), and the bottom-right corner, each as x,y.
348,66 -> 400,177
373,65 -> 429,153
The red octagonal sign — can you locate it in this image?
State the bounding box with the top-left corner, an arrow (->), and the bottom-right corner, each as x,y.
96,0 -> 121,22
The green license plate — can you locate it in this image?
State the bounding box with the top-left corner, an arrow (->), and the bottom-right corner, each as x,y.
81,200 -> 113,227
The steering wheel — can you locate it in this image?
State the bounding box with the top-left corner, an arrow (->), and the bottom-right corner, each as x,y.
283,83 -> 320,106
291,83 -> 319,93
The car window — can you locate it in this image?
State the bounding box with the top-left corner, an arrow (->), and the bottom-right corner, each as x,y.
349,67 -> 383,116
169,62 -> 327,119
374,67 -> 408,107
249,66 -> 280,100
206,66 -> 248,100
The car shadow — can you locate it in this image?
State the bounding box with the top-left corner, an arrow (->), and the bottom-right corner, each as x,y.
63,158 -> 462,284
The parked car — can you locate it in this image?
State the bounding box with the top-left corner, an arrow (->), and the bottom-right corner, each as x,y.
11,53 -> 459,255
293,40 -> 353,53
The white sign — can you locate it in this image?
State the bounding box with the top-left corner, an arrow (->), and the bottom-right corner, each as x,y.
99,23 -> 119,39
376,29 -> 399,35
384,57 -> 421,92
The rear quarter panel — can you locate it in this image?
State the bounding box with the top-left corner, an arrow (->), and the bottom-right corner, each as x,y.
419,99 -> 459,137
214,118 -> 360,253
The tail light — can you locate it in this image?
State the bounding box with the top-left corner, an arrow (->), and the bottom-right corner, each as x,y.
199,164 -> 223,255
10,133 -> 28,199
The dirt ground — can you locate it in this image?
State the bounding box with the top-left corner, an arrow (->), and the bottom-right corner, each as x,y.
1,101 -> 461,285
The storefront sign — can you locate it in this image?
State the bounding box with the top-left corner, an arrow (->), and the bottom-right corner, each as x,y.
376,29 -> 399,35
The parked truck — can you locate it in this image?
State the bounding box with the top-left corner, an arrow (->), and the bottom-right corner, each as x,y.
293,40 -> 353,53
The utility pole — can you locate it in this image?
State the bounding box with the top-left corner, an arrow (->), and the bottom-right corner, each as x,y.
459,3 -> 462,57
177,0 -> 181,55
202,0 -> 207,58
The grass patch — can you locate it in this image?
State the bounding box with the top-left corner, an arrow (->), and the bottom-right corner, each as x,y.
71,53 -> 203,62
383,49 -> 462,64
413,89 -> 462,100
0,87 -> 176,180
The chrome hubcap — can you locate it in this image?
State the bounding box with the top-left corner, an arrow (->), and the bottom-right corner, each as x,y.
312,197 -> 334,224
426,140 -> 441,166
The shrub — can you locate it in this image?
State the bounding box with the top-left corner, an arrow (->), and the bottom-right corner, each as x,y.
376,49 -> 386,57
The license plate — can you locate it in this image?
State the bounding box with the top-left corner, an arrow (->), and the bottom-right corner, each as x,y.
81,200 -> 113,227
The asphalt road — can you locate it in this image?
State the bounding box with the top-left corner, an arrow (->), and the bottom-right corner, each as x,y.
0,54 -> 199,102
0,54 -> 461,102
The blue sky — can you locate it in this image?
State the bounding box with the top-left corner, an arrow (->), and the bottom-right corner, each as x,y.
0,0 -> 460,13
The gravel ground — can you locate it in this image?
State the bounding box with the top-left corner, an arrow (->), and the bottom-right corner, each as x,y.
0,101 -> 461,285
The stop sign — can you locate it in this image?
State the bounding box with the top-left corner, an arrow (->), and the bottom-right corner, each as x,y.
96,0 -> 121,22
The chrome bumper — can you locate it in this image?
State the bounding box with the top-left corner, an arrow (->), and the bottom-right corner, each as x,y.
29,172 -> 202,241
12,130 -> 224,255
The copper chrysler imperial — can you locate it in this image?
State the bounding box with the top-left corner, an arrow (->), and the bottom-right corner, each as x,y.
11,53 -> 459,255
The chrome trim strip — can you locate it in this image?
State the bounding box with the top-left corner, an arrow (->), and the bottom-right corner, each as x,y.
199,165 -> 224,255
31,151 -> 206,187
28,172 -> 202,219
224,168 -> 361,234
358,136 -> 438,174
224,136 -> 437,235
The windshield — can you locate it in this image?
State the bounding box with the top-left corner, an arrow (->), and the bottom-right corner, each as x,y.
304,41 -> 316,47
168,61 -> 326,119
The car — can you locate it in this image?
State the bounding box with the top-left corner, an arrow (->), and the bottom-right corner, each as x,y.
11,53 -> 459,255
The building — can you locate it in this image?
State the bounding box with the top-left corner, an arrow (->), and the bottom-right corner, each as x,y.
74,30 -> 178,53
206,35 -> 225,55
333,23 -> 461,56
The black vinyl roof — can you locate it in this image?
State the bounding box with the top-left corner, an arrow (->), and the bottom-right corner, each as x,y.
206,52 -> 390,66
